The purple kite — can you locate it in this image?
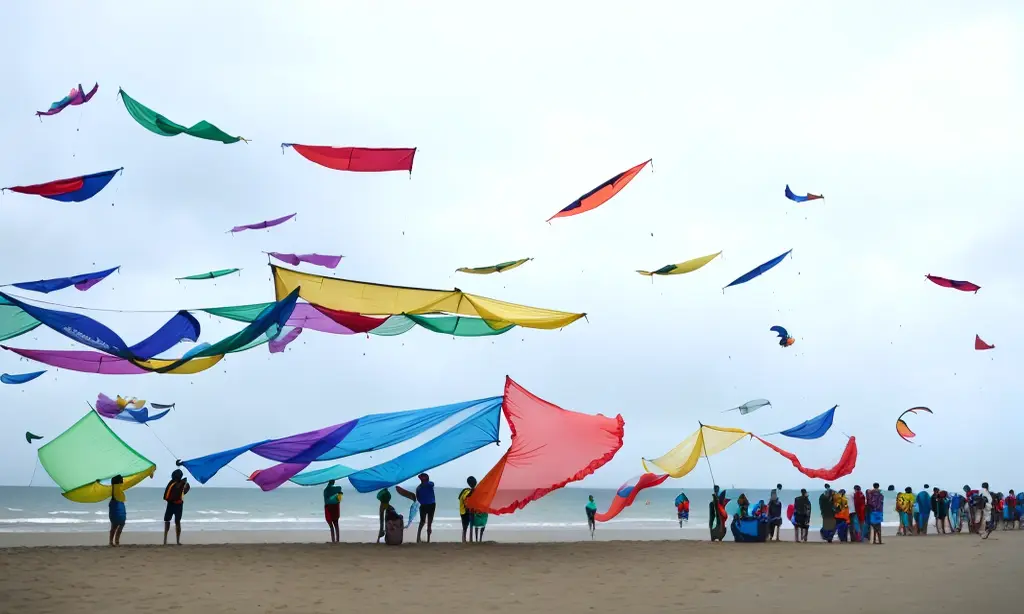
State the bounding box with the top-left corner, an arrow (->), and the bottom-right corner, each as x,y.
37,83 -> 99,118
229,213 -> 296,233
267,252 -> 343,269
269,328 -> 303,353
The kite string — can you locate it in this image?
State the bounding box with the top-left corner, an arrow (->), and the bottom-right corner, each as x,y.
28,456 -> 40,487
698,423 -> 717,488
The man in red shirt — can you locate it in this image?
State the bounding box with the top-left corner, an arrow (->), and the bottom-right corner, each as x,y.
852,485 -> 867,543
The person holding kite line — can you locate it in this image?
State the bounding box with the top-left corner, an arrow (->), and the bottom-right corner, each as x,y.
163,469 -> 191,545
416,473 -> 436,543
323,480 -> 343,544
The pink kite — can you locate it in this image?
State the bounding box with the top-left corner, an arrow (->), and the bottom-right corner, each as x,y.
975,335 -> 994,350
229,213 -> 296,233
268,252 -> 343,269
281,144 -> 416,173
37,83 -> 99,117
466,377 -> 625,515
925,274 -> 980,293
269,328 -> 303,353
594,472 -> 670,522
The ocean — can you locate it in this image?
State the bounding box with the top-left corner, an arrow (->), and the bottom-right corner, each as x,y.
0,485 -> 902,534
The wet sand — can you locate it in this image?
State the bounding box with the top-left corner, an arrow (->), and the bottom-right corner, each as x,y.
1,530 -> 1021,613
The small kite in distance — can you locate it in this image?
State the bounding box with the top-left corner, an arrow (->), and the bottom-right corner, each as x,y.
925,274 -> 979,293
25,432 -> 43,444
723,249 -> 792,291
229,213 -> 296,234
281,144 -> 417,173
37,83 -> 98,117
975,335 -> 994,351
784,185 -> 823,203
897,406 -> 932,444
3,168 -> 123,203
770,326 -> 795,347
1,371 -> 46,385
722,399 -> 771,415
176,268 -> 240,281
637,251 -> 721,278
456,258 -> 532,275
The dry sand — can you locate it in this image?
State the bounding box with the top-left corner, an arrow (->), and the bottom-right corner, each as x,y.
1,531 -> 1021,613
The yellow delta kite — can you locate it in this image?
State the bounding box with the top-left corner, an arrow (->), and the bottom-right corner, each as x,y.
637,251 -> 722,278
272,265 -> 585,330
456,258 -> 532,275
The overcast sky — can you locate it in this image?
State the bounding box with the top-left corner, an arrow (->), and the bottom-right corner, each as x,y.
1,1 -> 1021,492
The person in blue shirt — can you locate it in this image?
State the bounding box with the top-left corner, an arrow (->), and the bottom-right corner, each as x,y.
415,473 -> 436,543
916,484 -> 932,535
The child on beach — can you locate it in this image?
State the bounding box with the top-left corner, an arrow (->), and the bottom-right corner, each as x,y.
473,510 -> 488,542
586,495 -> 597,538
108,475 -> 126,547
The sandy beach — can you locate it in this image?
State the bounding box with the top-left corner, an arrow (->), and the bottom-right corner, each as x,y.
2,530 -> 1021,613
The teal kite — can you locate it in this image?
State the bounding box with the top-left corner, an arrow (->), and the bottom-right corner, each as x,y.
176,269 -> 240,281
118,89 -> 247,144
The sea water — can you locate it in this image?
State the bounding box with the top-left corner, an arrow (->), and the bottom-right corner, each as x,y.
0,485 -> 902,534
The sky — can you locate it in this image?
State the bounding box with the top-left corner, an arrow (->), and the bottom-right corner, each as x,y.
1,1 -> 1022,493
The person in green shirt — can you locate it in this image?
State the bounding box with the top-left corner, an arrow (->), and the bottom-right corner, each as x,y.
376,488 -> 392,543
585,495 -> 597,539
323,480 -> 343,543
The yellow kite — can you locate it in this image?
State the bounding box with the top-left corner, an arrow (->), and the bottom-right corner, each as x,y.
636,251 -> 722,278
456,258 -> 532,275
642,424 -> 749,477
272,265 -> 585,330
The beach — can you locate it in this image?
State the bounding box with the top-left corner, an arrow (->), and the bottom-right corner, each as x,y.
1,531 -> 1020,613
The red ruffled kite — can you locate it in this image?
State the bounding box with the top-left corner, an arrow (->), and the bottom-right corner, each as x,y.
281,144 -> 416,173
467,376 -> 624,515
547,159 -> 651,222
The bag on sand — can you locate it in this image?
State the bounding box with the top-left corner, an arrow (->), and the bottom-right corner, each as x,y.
385,515 -> 404,545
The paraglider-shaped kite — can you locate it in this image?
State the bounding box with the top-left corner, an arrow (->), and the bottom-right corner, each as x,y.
770,326 -> 795,347
25,432 -> 43,444
896,407 -> 932,444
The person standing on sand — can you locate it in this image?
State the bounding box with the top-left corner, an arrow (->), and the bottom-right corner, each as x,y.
852,485 -> 867,543
108,474 -> 126,547
323,479 -> 343,544
931,488 -> 947,535
586,495 -> 597,538
473,509 -> 488,542
376,487 -> 392,543
415,473 -> 436,543
793,489 -> 811,542
866,483 -> 884,545
163,469 -> 190,546
916,485 -> 932,534
896,487 -> 914,535
834,489 -> 851,543
459,476 -> 477,543
1003,490 -> 1017,530
709,491 -> 727,542
767,489 -> 782,541
819,485 -> 836,542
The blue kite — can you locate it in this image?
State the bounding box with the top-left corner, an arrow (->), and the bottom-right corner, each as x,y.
766,405 -> 837,440
10,266 -> 119,293
770,326 -> 795,347
1,371 -> 46,385
723,249 -> 793,291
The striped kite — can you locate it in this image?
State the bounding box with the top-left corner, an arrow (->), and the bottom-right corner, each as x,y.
784,185 -> 823,203
637,251 -> 721,278
281,144 -> 416,173
723,249 -> 792,291
37,83 -> 98,118
456,259 -> 532,275
3,168 -> 123,203
897,407 -> 932,444
926,274 -> 980,293
547,159 -> 651,222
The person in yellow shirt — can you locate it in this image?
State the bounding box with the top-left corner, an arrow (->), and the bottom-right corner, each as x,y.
108,475 -> 126,547
833,489 -> 851,542
458,476 -> 477,543
896,487 -> 915,536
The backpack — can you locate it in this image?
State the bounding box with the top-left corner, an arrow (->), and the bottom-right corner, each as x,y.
972,494 -> 986,510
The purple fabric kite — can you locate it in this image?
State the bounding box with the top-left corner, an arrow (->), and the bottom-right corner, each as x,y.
268,327 -> 303,353
268,252 -> 343,269
37,83 -> 99,117
286,304 -> 358,335
229,213 -> 296,233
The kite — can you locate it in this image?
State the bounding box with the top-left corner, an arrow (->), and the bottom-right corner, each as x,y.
180,396 -> 503,488
288,464 -> 357,486
95,394 -> 146,418
770,325 -> 795,347
636,252 -> 721,278
118,89 -> 246,144
176,269 -> 240,281
229,213 -> 296,234
784,185 -> 824,203
37,411 -> 156,503
643,424 -> 856,482
25,432 -> 44,444
110,407 -> 171,424
10,266 -> 119,293
273,265 -> 585,330
547,159 -> 652,222
150,402 -> 175,410
466,377 -> 625,515
722,399 -> 771,415
765,405 -> 837,440
723,249 -> 792,291
925,274 -> 979,293
3,168 -> 123,203
1,371 -> 46,385
456,258 -> 532,275
897,407 -> 932,444
281,144 -> 417,173
594,473 -> 670,522
975,335 -> 995,350
267,253 -> 343,269
36,83 -> 98,117
1,289 -> 298,375
268,327 -> 302,353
